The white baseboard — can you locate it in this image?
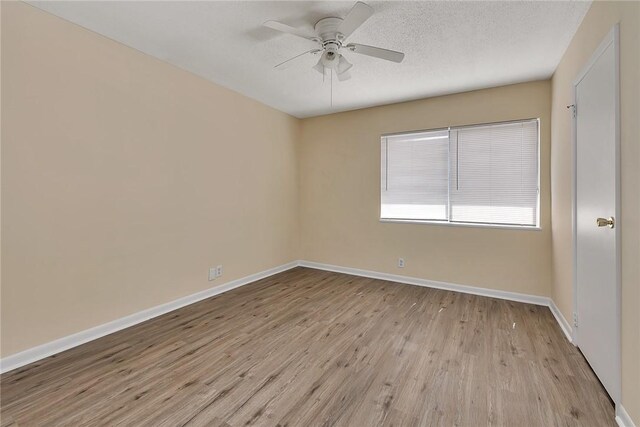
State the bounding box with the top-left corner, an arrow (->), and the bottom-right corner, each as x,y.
548,299 -> 574,344
0,259 -> 575,376
0,261 -> 299,374
617,405 -> 637,427
298,260 -> 550,306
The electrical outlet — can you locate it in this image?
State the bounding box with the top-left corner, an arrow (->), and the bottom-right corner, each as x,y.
398,258 -> 405,268
215,265 -> 223,278
208,267 -> 217,281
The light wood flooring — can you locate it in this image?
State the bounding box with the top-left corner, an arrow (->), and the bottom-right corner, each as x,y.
1,267 -> 615,426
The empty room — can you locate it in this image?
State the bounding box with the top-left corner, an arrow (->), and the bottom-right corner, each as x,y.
1,0 -> 639,426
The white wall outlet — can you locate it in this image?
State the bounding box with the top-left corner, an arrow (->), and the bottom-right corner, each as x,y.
215,265 -> 223,278
398,258 -> 405,268
208,267 -> 217,281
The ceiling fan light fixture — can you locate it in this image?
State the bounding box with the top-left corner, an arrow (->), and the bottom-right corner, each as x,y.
320,48 -> 340,69
337,55 -> 353,75
313,58 -> 325,75
336,69 -> 352,81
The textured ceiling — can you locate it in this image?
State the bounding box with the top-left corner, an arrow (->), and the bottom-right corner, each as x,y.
28,1 -> 591,118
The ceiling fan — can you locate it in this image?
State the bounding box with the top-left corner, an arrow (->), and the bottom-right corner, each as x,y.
264,1 -> 405,81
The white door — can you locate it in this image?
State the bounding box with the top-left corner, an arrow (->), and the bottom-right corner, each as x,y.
574,26 -> 620,403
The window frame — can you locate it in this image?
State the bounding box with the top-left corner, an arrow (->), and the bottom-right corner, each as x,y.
379,118 -> 541,230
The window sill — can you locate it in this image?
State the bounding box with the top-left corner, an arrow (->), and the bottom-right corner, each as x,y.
379,218 -> 541,231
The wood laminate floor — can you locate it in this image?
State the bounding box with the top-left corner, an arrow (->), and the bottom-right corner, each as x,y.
1,267 -> 615,426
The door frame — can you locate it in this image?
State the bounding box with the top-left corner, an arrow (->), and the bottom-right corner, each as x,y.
570,24 -> 621,405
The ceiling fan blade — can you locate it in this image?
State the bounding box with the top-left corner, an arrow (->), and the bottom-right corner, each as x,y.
313,58 -> 325,75
337,2 -> 374,39
345,43 -> 404,63
337,55 -> 353,75
336,70 -> 352,81
263,20 -> 319,42
274,49 -> 322,69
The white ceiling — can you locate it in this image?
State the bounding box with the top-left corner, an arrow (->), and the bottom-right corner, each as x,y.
28,1 -> 591,118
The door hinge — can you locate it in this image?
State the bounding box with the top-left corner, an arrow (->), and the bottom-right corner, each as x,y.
567,104 -> 577,118
573,312 -> 578,327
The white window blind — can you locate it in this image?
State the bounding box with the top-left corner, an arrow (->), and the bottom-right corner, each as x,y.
381,119 -> 539,227
381,130 -> 450,221
449,121 -> 539,226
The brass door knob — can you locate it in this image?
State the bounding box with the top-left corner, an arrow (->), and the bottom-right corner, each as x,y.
596,217 -> 615,228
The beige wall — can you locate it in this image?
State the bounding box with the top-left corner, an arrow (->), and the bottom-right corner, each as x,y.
1,2 -> 300,357
299,81 -> 552,297
550,1 -> 640,422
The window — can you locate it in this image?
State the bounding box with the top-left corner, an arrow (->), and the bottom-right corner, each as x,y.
381,119 -> 539,228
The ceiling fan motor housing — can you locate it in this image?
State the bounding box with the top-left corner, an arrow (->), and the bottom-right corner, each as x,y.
315,17 -> 344,42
